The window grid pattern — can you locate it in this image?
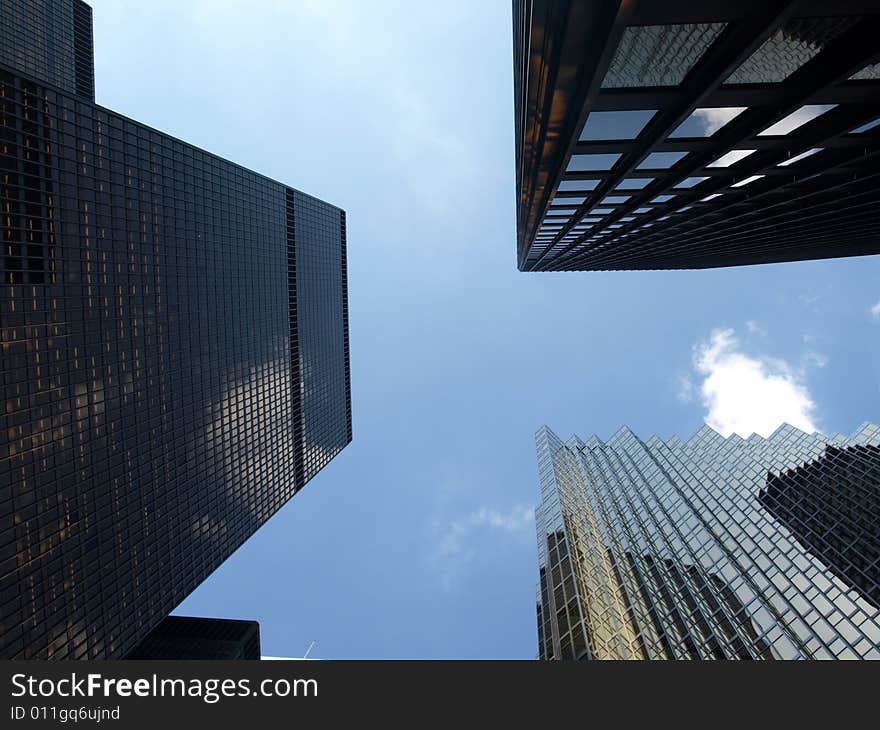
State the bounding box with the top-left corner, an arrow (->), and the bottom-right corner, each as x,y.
727,17 -> 859,85
0,0 -> 94,102
760,444 -> 880,611
602,23 -> 725,89
535,423 -> 880,660
124,616 -> 261,660
0,42 -> 350,657
515,3 -> 880,271
292,191 -> 351,485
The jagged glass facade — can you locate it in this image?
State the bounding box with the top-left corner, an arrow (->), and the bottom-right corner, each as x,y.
0,0 -> 351,659
535,423 -> 880,660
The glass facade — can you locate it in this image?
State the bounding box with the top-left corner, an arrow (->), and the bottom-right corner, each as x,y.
602,24 -> 725,89
534,423 -> 880,660
291,191 -> 351,484
0,0 -> 351,659
759,443 -> 880,611
0,0 -> 94,101
513,2 -> 880,271
124,616 -> 261,660
727,18 -> 860,85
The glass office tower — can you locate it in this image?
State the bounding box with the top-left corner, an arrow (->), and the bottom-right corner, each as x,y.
513,0 -> 880,271
534,423 -> 880,659
124,616 -> 261,661
0,0 -> 351,658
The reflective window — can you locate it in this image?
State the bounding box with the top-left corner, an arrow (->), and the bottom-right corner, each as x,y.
579,110 -> 656,140
637,151 -> 688,169
566,153 -> 621,172
669,107 -> 747,137
603,23 -> 725,88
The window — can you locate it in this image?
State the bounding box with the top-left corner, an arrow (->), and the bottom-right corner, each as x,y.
580,110 -> 656,140
566,154 -> 621,172
674,176 -> 708,188
603,23 -> 726,88
558,179 -> 600,191
669,108 -> 747,137
850,118 -> 880,134
726,18 -> 858,84
637,151 -> 688,169
777,149 -> 821,167
758,105 -> 836,136
708,149 -> 755,167
731,175 -> 764,188
616,178 -> 653,190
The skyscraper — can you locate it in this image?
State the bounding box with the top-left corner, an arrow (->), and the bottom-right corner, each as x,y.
759,443 -> 880,610
0,0 -> 351,659
534,423 -> 880,659
124,616 -> 261,661
513,0 -> 880,271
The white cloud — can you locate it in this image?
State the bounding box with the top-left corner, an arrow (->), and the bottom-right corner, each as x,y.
870,300 -> 880,319
694,107 -> 746,134
438,505 -> 534,557
431,505 -> 534,591
676,375 -> 694,402
798,293 -> 820,312
746,320 -> 766,336
692,329 -> 818,438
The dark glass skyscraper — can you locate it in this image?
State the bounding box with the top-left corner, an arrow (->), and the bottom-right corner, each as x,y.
124,616 -> 261,661
0,0 -> 351,659
513,0 -> 880,271
759,443 -> 880,610
534,423 -> 880,659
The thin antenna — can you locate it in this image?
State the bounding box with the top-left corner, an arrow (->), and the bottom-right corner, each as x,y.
303,640 -> 316,659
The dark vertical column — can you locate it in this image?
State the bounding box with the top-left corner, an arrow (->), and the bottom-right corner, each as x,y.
340,210 -> 351,442
625,552 -> 675,660
286,188 -> 304,490
72,1 -> 95,101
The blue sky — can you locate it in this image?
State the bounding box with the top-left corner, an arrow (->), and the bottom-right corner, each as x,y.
87,0 -> 880,658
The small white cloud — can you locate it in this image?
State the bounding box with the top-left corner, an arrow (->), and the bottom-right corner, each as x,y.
804,351 -> 829,369
438,505 -> 534,557
746,320 -> 766,336
870,300 -> 880,319
431,505 -> 534,591
692,329 -> 818,438
694,107 -> 746,134
798,293 -> 820,312
676,375 -> 694,402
